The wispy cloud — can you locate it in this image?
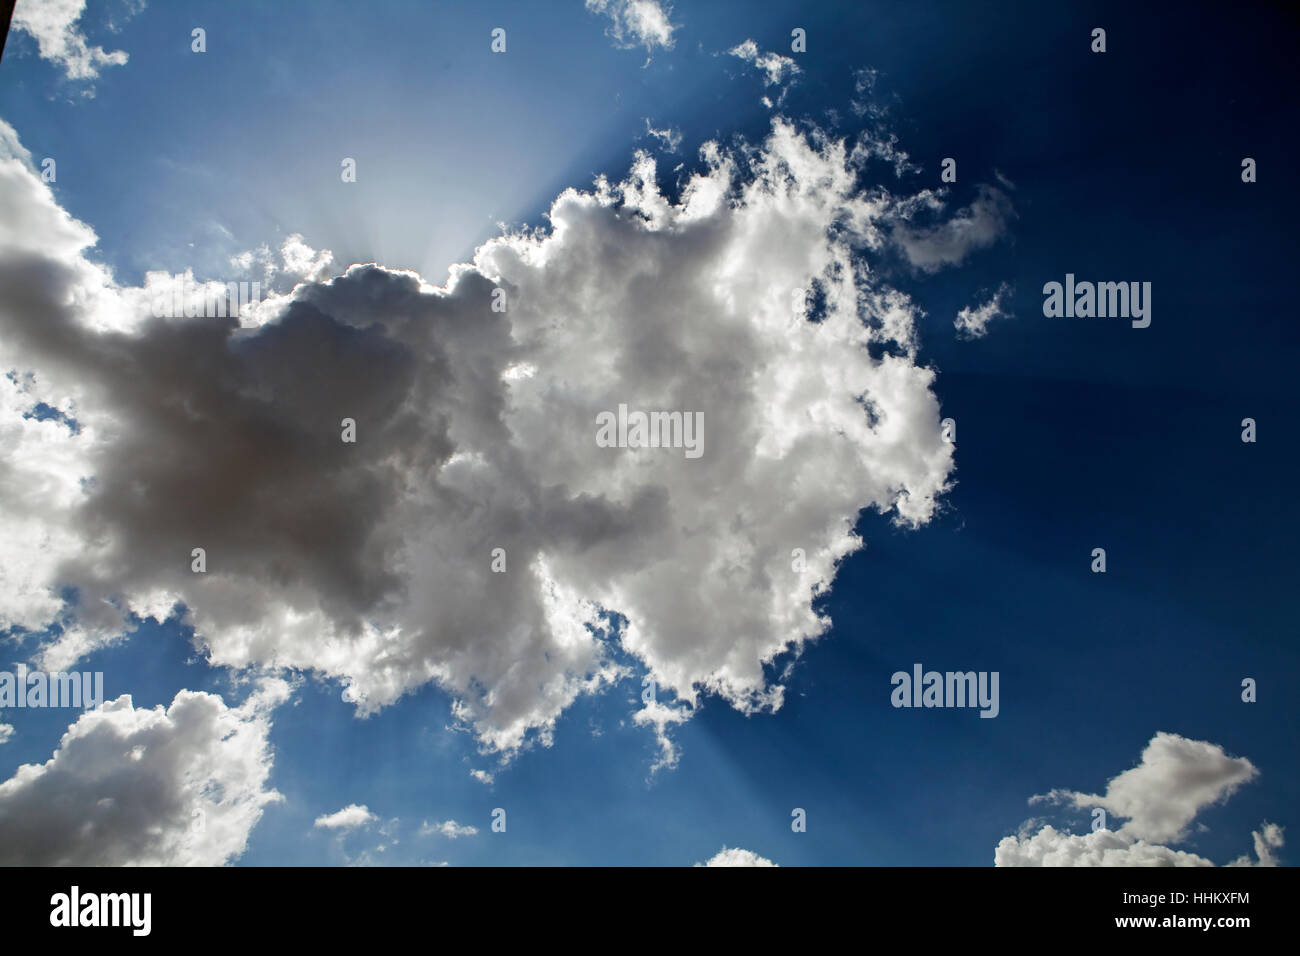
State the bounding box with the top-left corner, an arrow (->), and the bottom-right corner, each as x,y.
955,282 -> 1014,339
586,0 -> 676,52
728,39 -> 799,88
892,184 -> 1015,273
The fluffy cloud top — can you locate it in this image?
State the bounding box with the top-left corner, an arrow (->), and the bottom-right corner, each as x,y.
995,824 -> 1217,867
996,733 -> 1282,867
314,804 -> 376,830
0,682 -> 285,865
0,112 -> 985,765
12,0 -> 130,83
227,233 -> 335,289
586,0 -> 675,51
696,846 -> 777,867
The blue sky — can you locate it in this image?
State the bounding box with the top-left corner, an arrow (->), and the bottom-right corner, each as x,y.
0,0 -> 1295,867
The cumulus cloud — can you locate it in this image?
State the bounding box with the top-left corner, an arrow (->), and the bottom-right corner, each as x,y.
892,184 -> 1014,272
586,0 -> 675,51
0,680 -> 286,865
0,113 -> 962,766
469,769 -> 494,785
314,804 -> 376,830
0,723 -> 13,744
11,0 -> 131,84
954,282 -> 1013,339
696,846 -> 777,867
996,732 -> 1282,867
994,823 -> 1217,867
419,819 -> 478,839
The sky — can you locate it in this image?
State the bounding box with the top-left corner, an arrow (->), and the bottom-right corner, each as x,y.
0,0 -> 1295,867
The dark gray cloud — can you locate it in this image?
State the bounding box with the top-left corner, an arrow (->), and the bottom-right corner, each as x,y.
0,116 -> 987,762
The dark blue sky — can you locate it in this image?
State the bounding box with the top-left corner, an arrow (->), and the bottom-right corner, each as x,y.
0,0 -> 1295,865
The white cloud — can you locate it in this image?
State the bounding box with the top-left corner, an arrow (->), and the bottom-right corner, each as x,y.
644,120 -> 682,153
844,70 -> 917,177
633,697 -> 692,772
995,823 -> 1217,867
227,234 -> 335,290
1034,732 -> 1258,844
696,846 -> 777,867
954,282 -> 1013,339
1228,823 -> 1285,867
419,819 -> 478,839
728,39 -> 800,91
0,114 -> 961,767
0,680 -> 286,865
586,0 -> 676,51
469,769 -> 494,785
996,732 -> 1282,867
892,184 -> 1014,272
279,234 -> 334,282
230,243 -> 275,284
0,723 -> 13,744
12,0 -> 130,84
314,804 -> 376,830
